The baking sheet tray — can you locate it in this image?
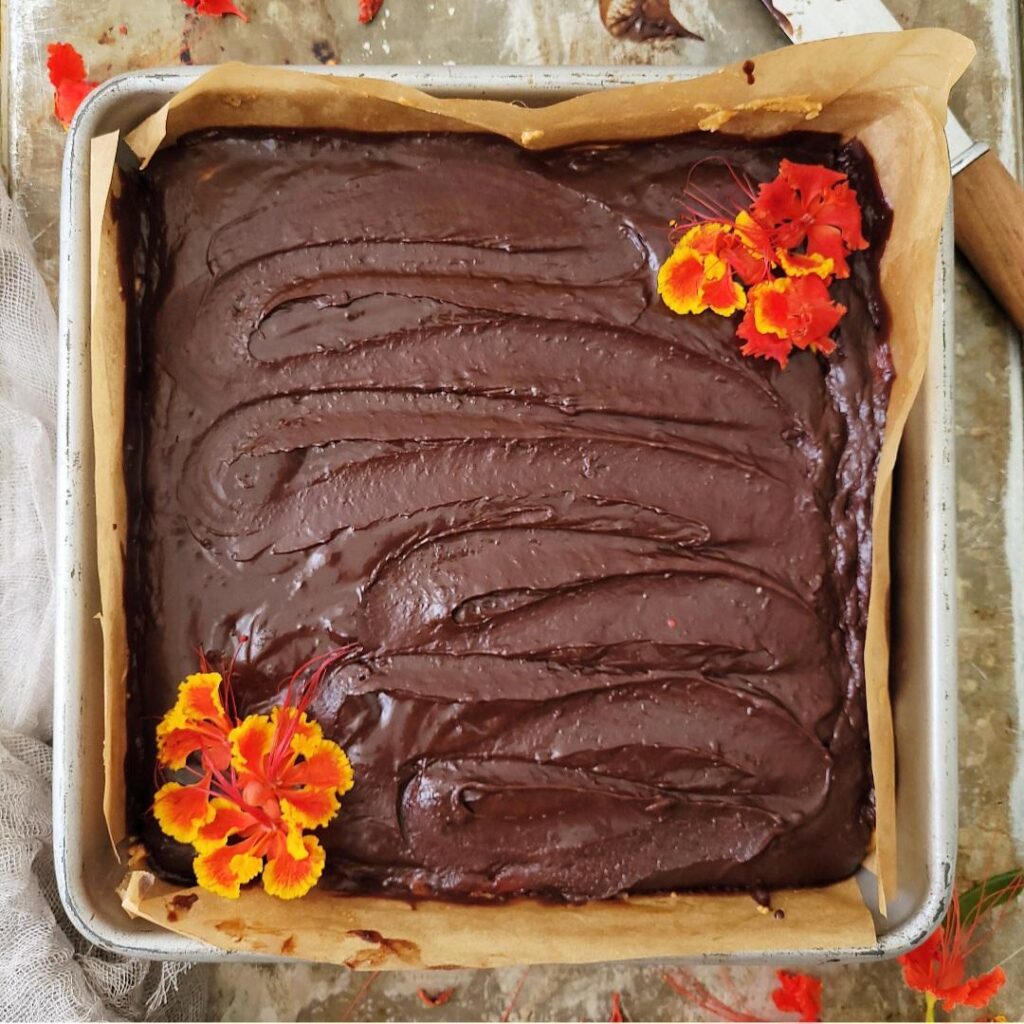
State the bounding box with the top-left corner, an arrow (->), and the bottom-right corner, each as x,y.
54,64 -> 957,964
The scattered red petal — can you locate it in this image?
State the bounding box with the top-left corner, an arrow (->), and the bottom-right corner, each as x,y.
181,0 -> 249,20
46,41 -> 85,85
359,0 -> 384,24
417,987 -> 455,1008
118,23 -> 129,34
771,971 -> 822,1023
608,991 -> 625,1022
46,43 -> 98,128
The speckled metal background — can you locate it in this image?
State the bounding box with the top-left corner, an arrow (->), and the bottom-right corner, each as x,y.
10,0 -> 1021,1017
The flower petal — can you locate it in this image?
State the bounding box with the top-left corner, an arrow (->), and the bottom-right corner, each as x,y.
751,160 -> 867,281
771,970 -> 822,1023
658,247 -> 709,315
153,781 -> 214,845
778,159 -> 847,201
177,672 -> 226,721
229,714 -> 274,778
737,307 -> 792,368
156,725 -> 210,771
280,740 -> 353,828
953,967 -> 1006,1011
194,796 -> 258,853
193,841 -> 263,899
729,211 -> 777,285
156,673 -> 231,768
698,259 -> 746,315
750,280 -> 794,340
262,834 -> 326,900
751,173 -> 804,238
777,246 -> 835,280
284,741 -> 354,793
743,276 -> 844,362
806,221 -> 856,278
659,224 -> 745,317
54,78 -> 96,129
898,931 -> 941,994
281,788 -> 340,831
274,706 -> 324,753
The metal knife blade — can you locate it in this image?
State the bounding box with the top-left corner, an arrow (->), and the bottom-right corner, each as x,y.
759,0 -> 987,174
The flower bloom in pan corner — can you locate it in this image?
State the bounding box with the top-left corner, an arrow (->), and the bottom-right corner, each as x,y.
657,158 -> 868,369
153,647 -> 356,900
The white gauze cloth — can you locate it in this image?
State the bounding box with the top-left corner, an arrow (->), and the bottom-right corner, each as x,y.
0,182 -> 207,1020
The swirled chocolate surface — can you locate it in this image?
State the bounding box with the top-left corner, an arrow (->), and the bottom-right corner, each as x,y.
123,128 -> 892,900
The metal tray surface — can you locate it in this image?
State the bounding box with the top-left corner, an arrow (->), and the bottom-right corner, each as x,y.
54,65 -> 958,965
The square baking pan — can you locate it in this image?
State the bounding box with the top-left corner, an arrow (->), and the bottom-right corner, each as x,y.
54,65 -> 957,964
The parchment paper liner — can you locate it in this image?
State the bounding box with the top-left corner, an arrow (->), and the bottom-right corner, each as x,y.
90,28 -> 972,966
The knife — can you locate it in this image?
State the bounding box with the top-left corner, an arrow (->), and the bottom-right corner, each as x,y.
760,0 -> 1024,333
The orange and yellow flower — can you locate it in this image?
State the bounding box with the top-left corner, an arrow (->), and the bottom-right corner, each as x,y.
736,275 -> 846,369
152,647 -> 356,900
658,222 -> 749,317
657,158 -> 868,369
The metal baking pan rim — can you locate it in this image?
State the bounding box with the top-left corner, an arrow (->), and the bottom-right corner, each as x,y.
54,64 -> 957,965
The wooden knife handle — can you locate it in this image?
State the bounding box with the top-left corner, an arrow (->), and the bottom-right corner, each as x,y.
954,149 -> 1024,332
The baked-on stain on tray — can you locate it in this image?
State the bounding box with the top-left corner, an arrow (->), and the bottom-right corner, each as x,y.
598,0 -> 702,40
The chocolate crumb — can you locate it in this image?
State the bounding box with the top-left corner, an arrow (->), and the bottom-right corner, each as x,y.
179,46 -> 193,65
773,908 -> 785,920
742,59 -> 756,85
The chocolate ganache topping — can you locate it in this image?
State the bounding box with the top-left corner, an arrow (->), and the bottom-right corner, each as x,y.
122,128 -> 892,900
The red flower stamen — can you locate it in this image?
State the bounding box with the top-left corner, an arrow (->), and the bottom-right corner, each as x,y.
608,991 -> 625,1022
662,971 -> 759,1023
